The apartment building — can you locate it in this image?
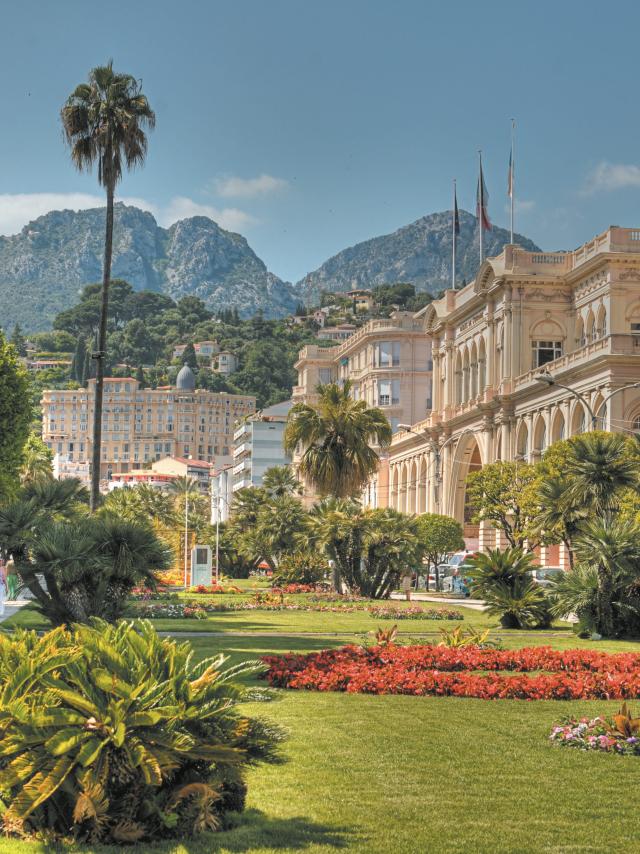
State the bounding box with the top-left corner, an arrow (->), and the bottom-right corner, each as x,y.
172,341 -> 220,360
42,364 -> 255,486
232,400 -> 293,492
386,227 -> 640,564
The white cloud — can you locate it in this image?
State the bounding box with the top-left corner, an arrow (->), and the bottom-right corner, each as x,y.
584,161 -> 640,194
215,173 -> 288,199
160,197 -> 257,232
0,192 -> 256,237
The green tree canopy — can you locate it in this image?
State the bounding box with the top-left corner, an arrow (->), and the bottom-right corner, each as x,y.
284,381 -> 392,499
466,461 -> 541,549
0,331 -> 32,503
415,513 -> 465,590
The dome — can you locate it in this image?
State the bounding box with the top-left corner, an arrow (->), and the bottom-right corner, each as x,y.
176,365 -> 196,391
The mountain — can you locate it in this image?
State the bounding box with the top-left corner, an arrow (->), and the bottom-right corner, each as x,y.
0,204 -> 297,333
297,210 -> 542,301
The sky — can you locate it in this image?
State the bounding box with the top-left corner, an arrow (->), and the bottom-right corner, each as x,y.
1,0 -> 640,283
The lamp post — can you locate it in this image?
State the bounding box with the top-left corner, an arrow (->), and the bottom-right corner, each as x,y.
212,486 -> 230,586
535,372 -> 640,432
183,490 -> 189,589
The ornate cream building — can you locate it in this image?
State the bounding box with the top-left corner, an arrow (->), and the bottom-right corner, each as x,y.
386,227 -> 640,561
42,365 -> 255,485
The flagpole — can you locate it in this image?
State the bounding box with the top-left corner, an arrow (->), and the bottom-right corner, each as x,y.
452,179 -> 457,290
478,150 -> 484,265
510,119 -> 515,244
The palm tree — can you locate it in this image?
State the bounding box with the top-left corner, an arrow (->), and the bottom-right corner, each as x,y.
572,519 -> 640,637
565,433 -> 638,520
284,381 -> 392,499
535,476 -> 585,569
262,465 -> 302,498
20,434 -> 53,483
466,548 -> 549,628
61,62 -> 155,511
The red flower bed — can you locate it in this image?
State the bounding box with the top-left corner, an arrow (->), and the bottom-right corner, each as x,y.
261,645 -> 640,701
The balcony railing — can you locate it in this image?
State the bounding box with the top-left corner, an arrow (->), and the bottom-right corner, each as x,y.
515,334 -> 640,387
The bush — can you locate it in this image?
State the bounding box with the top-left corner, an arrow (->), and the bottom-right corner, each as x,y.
272,551 -> 329,586
466,548 -> 550,629
0,621 -> 283,843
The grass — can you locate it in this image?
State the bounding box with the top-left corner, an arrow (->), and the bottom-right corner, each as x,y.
4,597 -> 640,851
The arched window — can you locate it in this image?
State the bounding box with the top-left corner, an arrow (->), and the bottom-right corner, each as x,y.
478,337 -> 487,392
596,304 -> 607,338
551,410 -> 565,443
530,319 -> 565,368
470,343 -> 478,399
462,349 -> 470,402
516,422 -> 529,462
586,309 -> 596,342
634,416 -> 640,433
455,353 -> 463,405
575,315 -> 585,348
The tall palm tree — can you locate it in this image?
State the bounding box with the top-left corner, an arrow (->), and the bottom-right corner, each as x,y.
262,465 -> 302,498
284,381 -> 392,499
61,62 -> 155,510
565,433 -> 638,520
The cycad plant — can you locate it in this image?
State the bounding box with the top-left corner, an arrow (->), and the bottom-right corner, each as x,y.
466,548 -> 549,628
564,432 -> 638,520
0,621 -> 282,843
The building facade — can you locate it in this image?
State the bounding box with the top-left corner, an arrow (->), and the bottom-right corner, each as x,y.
232,400 -> 293,492
385,227 -> 640,561
211,463 -> 235,524
42,365 -> 255,486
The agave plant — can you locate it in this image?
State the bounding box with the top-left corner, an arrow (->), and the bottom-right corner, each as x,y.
437,625 -> 494,648
0,621 -> 283,843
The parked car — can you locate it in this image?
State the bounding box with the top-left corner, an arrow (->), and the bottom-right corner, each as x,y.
529,567 -> 564,588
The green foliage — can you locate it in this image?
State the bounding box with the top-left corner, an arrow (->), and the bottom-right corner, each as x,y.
0,620 -> 282,842
20,433 -> 53,483
415,513 -> 465,590
10,323 -> 27,356
0,478 -> 172,625
272,551 -> 329,586
284,381 -> 392,499
0,332 -> 32,503
308,500 -> 423,598
466,461 -> 541,549
466,548 -> 549,628
181,342 -> 198,371
262,465 -> 302,498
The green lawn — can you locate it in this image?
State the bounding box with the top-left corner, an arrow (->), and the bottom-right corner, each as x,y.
3,602 -> 640,852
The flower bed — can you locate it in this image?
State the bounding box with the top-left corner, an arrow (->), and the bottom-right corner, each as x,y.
133,598 -> 464,621
550,703 -> 640,754
261,645 -> 640,700
189,584 -> 243,594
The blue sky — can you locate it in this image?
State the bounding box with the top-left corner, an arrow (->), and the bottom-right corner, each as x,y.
1,0 -> 640,283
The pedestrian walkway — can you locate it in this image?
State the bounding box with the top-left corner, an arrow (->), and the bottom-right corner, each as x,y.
390,592 -> 486,611
0,599 -> 32,626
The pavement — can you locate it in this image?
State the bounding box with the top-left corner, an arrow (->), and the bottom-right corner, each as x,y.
390,592 -> 487,611
0,598 -> 32,624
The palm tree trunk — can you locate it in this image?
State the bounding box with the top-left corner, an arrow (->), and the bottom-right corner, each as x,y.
90,181 -> 115,511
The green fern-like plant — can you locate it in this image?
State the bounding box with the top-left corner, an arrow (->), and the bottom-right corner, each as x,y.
0,621 -> 283,843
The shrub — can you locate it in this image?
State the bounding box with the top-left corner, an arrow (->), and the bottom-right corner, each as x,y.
0,621 -> 283,843
272,551 -> 329,587
550,703 -> 640,755
466,548 -> 550,628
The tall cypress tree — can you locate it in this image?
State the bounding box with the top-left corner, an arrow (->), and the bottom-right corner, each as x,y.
135,365 -> 145,388
10,324 -> 27,357
72,338 -> 86,383
181,343 -> 198,371
82,349 -> 92,385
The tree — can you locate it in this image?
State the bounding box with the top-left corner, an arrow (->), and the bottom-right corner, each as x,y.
239,496 -> 307,571
309,500 -> 423,598
181,342 -> 198,371
71,337 -> 86,383
0,331 -> 31,503
284,381 -> 392,499
262,465 -> 302,498
564,432 -> 638,520
415,513 -> 465,591
20,434 -> 54,483
535,476 -> 585,569
10,323 -> 27,357
0,478 -> 171,624
465,461 -> 541,549
572,519 -> 640,637
82,347 -> 92,384
62,62 -> 155,510
135,364 -> 146,388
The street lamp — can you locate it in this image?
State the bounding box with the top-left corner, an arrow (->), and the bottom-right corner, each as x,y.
212,487 -> 231,586
535,372 -> 640,431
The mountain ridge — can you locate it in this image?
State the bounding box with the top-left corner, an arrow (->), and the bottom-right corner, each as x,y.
297,210 -> 542,301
